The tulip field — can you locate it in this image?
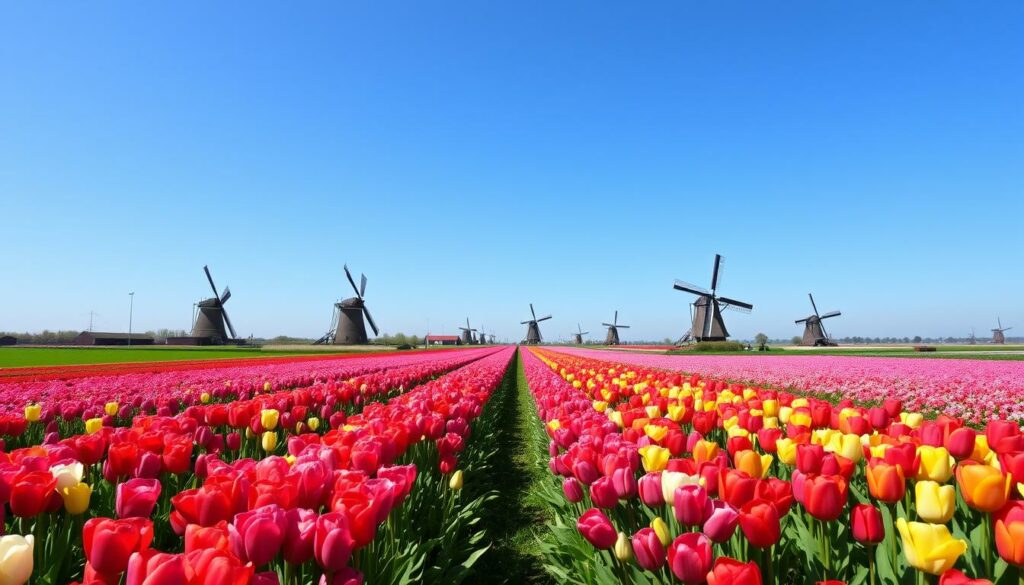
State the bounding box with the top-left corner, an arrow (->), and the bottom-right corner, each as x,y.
0,346 -> 1023,585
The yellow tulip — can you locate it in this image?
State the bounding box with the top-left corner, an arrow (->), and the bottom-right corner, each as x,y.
643,425 -> 668,442
307,417 -> 320,431
763,416 -> 779,429
762,399 -> 779,417
23,404 -> 40,423
895,518 -> 967,575
667,404 -> 686,422
614,532 -> 633,562
651,517 -> 671,547
638,445 -> 670,473
263,381 -> 272,391
791,398 -> 809,409
776,438 -> 798,466
449,470 -> 464,490
261,431 -> 278,452
200,392 -> 211,404
245,427 -> 255,439
61,482 -> 91,515
915,480 -> 955,524
900,412 -> 924,429
828,433 -> 864,463
644,405 -> 661,418
608,411 -> 624,428
734,450 -> 773,479
593,401 -> 608,413
260,409 -> 279,431
916,446 -> 954,483
778,406 -> 793,424
84,418 -> 103,434
0,534 -> 33,585
547,419 -> 561,432
789,411 -> 812,428
104,402 -> 118,417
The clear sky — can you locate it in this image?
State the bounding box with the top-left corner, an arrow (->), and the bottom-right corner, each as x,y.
1,2 -> 1021,342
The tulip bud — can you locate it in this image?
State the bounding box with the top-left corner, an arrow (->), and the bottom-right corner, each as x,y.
307,417 -> 320,431
851,503 -> 884,545
651,517 -> 671,547
449,470 -> 464,490
85,417 -> 103,434
24,404 -> 41,423
61,482 -> 92,515
261,431 -> 278,452
200,392 -> 211,404
613,532 -> 633,562
227,432 -> 241,451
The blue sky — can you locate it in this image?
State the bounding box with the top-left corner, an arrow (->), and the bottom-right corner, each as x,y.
1,2 -> 1021,342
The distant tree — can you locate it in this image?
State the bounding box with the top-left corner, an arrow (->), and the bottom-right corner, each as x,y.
393,333 -> 408,346
754,333 -> 769,351
791,336 -> 803,346
913,336 -> 922,343
663,337 -> 673,345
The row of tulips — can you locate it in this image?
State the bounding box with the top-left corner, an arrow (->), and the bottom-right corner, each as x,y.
558,347 -> 1024,424
523,346 -> 1024,585
0,348 -> 488,424
3,347 -> 500,450
0,346 -> 515,584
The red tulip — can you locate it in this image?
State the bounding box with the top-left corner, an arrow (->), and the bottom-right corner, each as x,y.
796,444 -> 825,474
9,469 -> 57,517
802,474 -> 848,521
170,484 -> 235,534
187,548 -> 255,585
638,472 -> 665,507
718,469 -> 757,509
851,504 -> 884,545
116,478 -> 162,519
314,511 -> 355,571
562,478 -> 584,503
84,517 -> 155,575
939,569 -> 993,585
318,567 -> 364,585
229,504 -> 286,567
706,556 -> 762,585
185,522 -> 230,553
124,550 -> 188,585
755,477 -> 794,516
631,528 -> 666,571
577,508 -> 617,549
667,532 -> 713,585
986,420 -> 1024,454
945,427 -> 977,460
739,499 -> 781,548
283,508 -> 317,565
702,500 -> 739,543
589,476 -> 619,509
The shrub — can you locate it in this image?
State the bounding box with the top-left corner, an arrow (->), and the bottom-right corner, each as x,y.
693,341 -> 746,352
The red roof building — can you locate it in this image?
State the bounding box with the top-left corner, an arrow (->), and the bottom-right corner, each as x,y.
425,335 -> 461,346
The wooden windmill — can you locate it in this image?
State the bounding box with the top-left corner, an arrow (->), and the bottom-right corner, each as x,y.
602,311 -> 630,345
574,323 -> 589,345
190,265 -> 237,344
992,318 -> 1012,344
795,293 -> 841,346
672,254 -> 753,342
521,304 -> 552,345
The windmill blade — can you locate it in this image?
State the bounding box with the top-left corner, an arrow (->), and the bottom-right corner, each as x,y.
808,293 -> 820,318
581,331 -> 589,335
795,317 -> 810,324
220,287 -> 231,304
530,304 -> 537,320
203,265 -> 220,300
820,310 -> 841,319
614,310 -> 618,325
520,320 -> 531,325
710,254 -> 722,291
343,265 -> 361,298
617,325 -> 631,329
362,305 -> 379,336
222,309 -> 238,339
601,323 -> 614,327
537,315 -> 552,322
674,280 -> 709,296
718,296 -> 753,311
359,274 -> 367,298
1006,327 -> 1014,332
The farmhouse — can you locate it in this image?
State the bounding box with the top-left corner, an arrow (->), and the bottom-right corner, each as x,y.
425,335 -> 461,346
0,335 -> 16,346
72,331 -> 155,346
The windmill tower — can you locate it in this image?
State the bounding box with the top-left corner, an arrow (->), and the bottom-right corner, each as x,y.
602,311 -> 630,345
968,329 -> 977,345
521,304 -> 552,344
992,318 -> 1012,345
574,323 -> 589,345
191,265 -> 237,344
459,318 -> 478,345
317,265 -> 379,345
795,293 -> 841,346
672,254 -> 753,342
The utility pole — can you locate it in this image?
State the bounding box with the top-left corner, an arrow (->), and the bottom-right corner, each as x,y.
128,292 -> 135,349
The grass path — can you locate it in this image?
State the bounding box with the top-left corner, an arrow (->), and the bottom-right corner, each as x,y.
473,349 -> 555,584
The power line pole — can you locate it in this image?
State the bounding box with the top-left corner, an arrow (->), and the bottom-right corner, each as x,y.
128,292 -> 135,349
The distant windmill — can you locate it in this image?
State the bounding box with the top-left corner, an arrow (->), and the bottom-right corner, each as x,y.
459,318 -> 478,345
602,311 -> 630,345
316,264 -> 379,345
191,265 -> 237,344
992,318 -> 1012,345
968,329 -> 977,345
672,254 -> 753,342
574,323 -> 589,345
795,293 -> 841,346
521,304 -> 552,345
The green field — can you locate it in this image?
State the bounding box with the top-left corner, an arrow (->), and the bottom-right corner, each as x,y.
0,346 -> 344,368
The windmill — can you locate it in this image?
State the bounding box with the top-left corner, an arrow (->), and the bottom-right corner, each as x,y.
968,329 -> 977,345
459,318 -> 478,345
795,293 -> 841,346
521,304 -> 552,344
672,254 -> 753,342
317,264 -> 379,345
574,323 -> 589,345
602,311 -> 630,345
992,318 -> 1012,345
191,265 -> 237,344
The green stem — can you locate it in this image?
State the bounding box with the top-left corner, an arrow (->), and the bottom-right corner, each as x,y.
868,547 -> 876,585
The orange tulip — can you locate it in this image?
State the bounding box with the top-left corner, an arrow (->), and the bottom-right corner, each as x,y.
866,460 -> 906,504
995,501 -> 1024,567
955,461 -> 1011,513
